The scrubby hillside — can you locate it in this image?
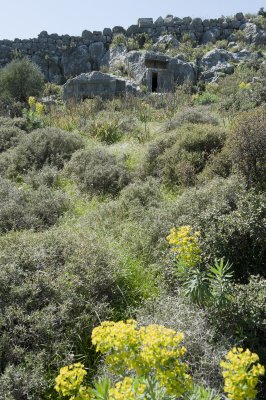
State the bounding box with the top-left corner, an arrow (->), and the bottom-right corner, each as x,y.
0,13 -> 266,400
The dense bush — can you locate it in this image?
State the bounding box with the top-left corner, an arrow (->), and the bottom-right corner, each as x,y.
137,295 -> 229,390
24,166 -> 60,189
165,106 -> 219,131
0,116 -> 27,130
169,176 -> 266,278
0,227 -> 132,399
0,58 -> 44,102
66,147 -> 131,195
227,107 -> 266,188
0,126 -> 23,152
0,177 -> 69,232
143,124 -> 226,187
0,127 -> 84,177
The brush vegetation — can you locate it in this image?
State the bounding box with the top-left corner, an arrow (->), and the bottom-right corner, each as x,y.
0,31 -> 266,400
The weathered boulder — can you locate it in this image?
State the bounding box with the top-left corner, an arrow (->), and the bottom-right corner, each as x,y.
201,63 -> 234,83
63,71 -> 127,101
200,48 -> 234,82
153,34 -> 180,50
242,23 -> 266,45
154,16 -> 164,26
201,28 -> 221,44
168,58 -> 197,84
89,42 -> 105,69
100,45 -> 127,71
201,48 -> 233,69
125,51 -> 146,84
62,45 -> 91,78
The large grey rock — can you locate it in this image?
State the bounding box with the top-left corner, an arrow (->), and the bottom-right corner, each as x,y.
153,34 -> 180,50
32,54 -> 63,83
125,51 -> 146,84
201,63 -> 234,83
100,45 -> 127,71
63,71 -> 126,101
242,23 -> 266,45
62,45 -> 91,78
201,28 -> 220,44
201,48 -> 233,69
138,18 -> 153,28
154,17 -> 164,26
168,58 -> 197,84
89,41 -> 105,68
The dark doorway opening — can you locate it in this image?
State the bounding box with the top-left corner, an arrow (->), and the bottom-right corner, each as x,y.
152,72 -> 158,92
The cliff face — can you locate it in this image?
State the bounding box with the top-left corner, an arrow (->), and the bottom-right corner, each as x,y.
0,12 -> 265,83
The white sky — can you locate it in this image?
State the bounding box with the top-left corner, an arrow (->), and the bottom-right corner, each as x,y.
0,0 -> 265,40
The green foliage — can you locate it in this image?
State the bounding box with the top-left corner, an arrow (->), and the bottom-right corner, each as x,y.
0,127 -> 84,177
138,295 -> 229,390
22,96 -> 45,129
143,124 -> 226,187
0,177 -> 69,232
87,118 -> 122,144
65,147 -> 131,195
228,107 -> 266,188
188,385 -> 220,400
0,125 -> 23,152
0,227 -> 135,398
165,106 -> 219,131
193,93 -> 219,105
0,58 -> 44,102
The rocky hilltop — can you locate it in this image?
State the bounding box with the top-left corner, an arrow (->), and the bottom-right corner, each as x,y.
0,12 -> 265,85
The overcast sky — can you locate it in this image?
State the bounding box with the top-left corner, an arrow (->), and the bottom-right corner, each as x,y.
0,0 -> 265,40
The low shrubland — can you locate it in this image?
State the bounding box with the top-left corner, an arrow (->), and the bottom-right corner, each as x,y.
0,58 -> 265,399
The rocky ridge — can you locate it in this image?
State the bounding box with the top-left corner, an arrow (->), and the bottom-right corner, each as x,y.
0,12 -> 265,84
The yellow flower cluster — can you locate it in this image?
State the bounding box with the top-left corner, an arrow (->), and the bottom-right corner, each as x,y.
220,347 -> 265,400
27,96 -> 44,115
166,226 -> 202,268
28,96 -> 35,108
238,82 -> 251,90
92,320 -> 192,396
109,377 -> 146,400
55,362 -> 92,400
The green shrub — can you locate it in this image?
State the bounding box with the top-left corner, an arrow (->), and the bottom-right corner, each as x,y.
0,222 -> 142,398
87,118 -> 122,144
227,107 -> 266,188
165,106 -> 219,131
111,34 -> 127,48
0,177 -> 69,232
169,176 -> 266,279
24,166 -> 60,189
0,127 -> 84,177
0,116 -> 27,130
137,295 -> 229,390
193,93 -> 219,105
143,124 -> 226,187
0,126 -> 23,152
0,58 -> 44,102
66,147 -> 131,196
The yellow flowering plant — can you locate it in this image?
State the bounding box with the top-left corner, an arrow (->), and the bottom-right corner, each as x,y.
166,227 -> 233,307
91,320 -> 192,397
23,96 -> 45,129
166,226 -> 202,268
55,362 -> 92,399
220,347 -> 265,400
55,320 -> 192,399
